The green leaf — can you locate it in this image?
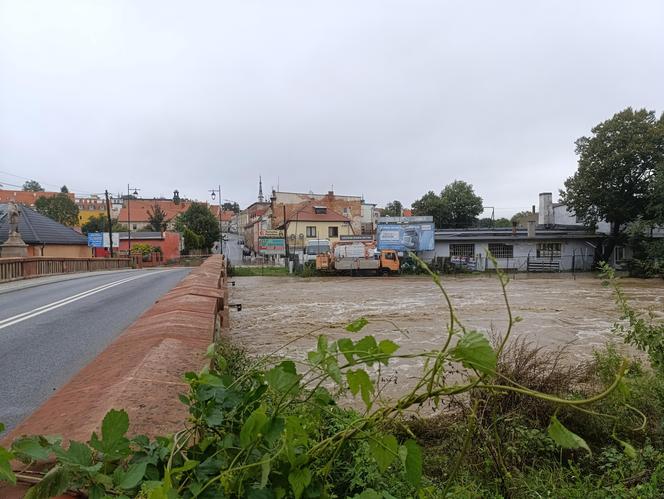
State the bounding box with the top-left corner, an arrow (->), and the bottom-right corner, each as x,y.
325,357 -> 342,384
89,409 -> 130,461
369,434 -> 398,472
53,440 -> 93,466
404,440 -> 422,487
613,436 -> 637,459
198,372 -> 226,387
378,339 -> 399,356
450,331 -> 496,375
240,406 -> 268,448
346,317 -> 369,332
11,436 -> 50,461
351,489 -> 383,499
260,456 -> 270,488
547,415 -> 591,453
288,467 -> 312,499
346,369 -> 374,407
24,466 -> 70,499
205,343 -> 216,358
266,361 -> 301,393
0,447 -> 16,485
0,423 -> 4,433
115,461 -> 147,490
337,338 -> 356,365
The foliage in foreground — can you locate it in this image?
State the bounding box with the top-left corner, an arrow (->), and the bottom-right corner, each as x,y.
1,257 -> 662,497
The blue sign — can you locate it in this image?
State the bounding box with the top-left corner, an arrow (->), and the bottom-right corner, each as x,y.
87,232 -> 104,248
376,223 -> 434,252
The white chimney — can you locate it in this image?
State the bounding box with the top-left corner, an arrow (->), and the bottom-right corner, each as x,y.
538,192 -> 554,226
527,220 -> 536,238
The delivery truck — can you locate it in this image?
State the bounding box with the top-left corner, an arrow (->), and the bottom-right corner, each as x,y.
315,241 -> 400,275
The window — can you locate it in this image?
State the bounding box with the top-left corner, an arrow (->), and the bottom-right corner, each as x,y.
450,243 -> 475,258
536,242 -> 561,258
306,226 -> 317,237
614,246 -> 625,261
132,224 -> 138,230
488,243 -> 514,259
384,252 -> 396,260
343,207 -> 351,217
313,206 -> 327,214
328,226 -> 339,237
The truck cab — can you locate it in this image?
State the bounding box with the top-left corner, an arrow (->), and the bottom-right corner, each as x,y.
379,250 -> 400,274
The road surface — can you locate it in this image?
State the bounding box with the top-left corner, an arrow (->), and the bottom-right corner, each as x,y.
0,267 -> 191,433
222,232 -> 243,265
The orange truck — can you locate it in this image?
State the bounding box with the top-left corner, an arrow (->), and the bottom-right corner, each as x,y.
315,241 -> 400,275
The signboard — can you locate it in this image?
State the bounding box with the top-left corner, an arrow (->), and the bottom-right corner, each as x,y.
87,232 -> 119,248
450,256 -> 477,271
377,216 -> 434,224
87,232 -> 103,248
259,229 -> 284,237
376,223 -> 434,252
340,235 -> 374,242
258,237 -> 286,256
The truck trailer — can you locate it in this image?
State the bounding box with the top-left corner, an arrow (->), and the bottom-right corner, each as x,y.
315,241 -> 400,275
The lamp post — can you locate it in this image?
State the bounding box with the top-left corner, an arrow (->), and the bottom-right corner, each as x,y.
127,184 -> 140,256
209,185 -> 222,255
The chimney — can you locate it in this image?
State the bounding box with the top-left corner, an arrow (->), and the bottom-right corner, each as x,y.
511,221 -> 517,236
532,204 -> 536,214
538,192 -> 553,226
527,220 -> 536,238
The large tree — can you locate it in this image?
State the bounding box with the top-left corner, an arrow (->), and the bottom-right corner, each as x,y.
383,200 -> 403,217
412,181 -> 483,228
147,203 -> 168,232
81,214 -> 126,235
179,202 -> 220,251
23,180 -> 44,192
222,201 -> 240,214
34,193 -> 79,226
560,108 -> 664,261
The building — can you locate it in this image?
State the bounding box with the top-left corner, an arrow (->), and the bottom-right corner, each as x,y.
0,203 -> 91,257
241,201 -> 271,251
75,195 -> 108,226
117,199 -> 192,231
276,200 -> 354,251
0,189 -> 75,207
209,206 -> 236,232
116,231 -> 181,260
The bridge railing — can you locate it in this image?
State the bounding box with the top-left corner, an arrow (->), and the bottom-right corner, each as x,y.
0,257 -> 131,283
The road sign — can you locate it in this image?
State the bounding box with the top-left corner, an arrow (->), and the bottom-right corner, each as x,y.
87,232 -> 103,248
258,237 -> 286,256
259,229 -> 284,237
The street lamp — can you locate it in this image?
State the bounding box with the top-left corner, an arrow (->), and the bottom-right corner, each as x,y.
127,184 -> 140,256
209,185 -> 222,255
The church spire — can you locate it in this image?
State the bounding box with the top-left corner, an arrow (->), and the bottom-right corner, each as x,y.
258,176 -> 264,202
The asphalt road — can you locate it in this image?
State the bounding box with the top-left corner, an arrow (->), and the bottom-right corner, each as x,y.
0,267 -> 191,433
222,232 -> 243,265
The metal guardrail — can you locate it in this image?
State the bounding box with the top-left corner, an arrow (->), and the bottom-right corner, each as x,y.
0,257 -> 131,283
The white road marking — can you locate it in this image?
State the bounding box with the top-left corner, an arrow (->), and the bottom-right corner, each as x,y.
0,270 -> 171,330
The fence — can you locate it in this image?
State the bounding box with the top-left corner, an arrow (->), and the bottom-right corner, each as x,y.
0,257 -> 131,283
433,252 -> 595,274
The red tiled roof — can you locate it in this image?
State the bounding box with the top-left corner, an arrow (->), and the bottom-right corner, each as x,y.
282,200 -> 350,224
0,190 -> 75,206
210,206 -> 235,221
117,199 -> 192,223
402,209 -> 413,217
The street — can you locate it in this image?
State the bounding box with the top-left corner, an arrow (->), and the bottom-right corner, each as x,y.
0,267 -> 191,432
222,231 -> 243,265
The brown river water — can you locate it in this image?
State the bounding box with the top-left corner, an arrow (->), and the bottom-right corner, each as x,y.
229,274 -> 663,399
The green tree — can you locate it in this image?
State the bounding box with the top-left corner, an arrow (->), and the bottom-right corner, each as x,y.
479,217 -> 512,228
34,193 -> 79,226
81,214 -> 126,235
222,201 -> 240,214
60,185 -> 69,193
383,200 -> 404,217
412,181 -> 483,228
147,203 -> 168,232
560,108 -> 664,261
511,210 -> 535,227
179,202 -> 220,251
22,180 -> 44,192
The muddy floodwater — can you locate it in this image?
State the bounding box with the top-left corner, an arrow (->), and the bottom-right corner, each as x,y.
229,274 -> 663,399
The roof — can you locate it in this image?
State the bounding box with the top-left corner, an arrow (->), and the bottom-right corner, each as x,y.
279,200 -> 351,226
117,199 -> 192,223
209,206 -> 235,221
0,203 -> 88,245
0,189 -> 75,206
117,231 -> 165,240
435,226 -> 603,242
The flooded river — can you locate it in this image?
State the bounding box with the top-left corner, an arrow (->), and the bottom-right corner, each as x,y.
229,274 -> 663,398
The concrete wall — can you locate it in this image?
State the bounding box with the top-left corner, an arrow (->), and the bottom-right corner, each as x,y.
29,244 -> 93,258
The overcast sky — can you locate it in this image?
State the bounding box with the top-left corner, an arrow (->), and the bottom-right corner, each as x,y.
1,1 -> 662,218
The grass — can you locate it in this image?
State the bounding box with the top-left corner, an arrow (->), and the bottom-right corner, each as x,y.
231,265 -> 289,276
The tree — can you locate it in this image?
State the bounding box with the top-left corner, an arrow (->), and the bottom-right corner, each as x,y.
147,203 -> 168,232
479,217 -> 512,228
22,180 -> 44,192
34,193 -> 80,226
511,210 -> 535,227
560,108 -> 664,261
81,214 -> 126,235
412,181 -> 483,228
60,185 -> 69,193
222,201 -> 240,214
383,200 -> 403,217
179,202 -> 220,251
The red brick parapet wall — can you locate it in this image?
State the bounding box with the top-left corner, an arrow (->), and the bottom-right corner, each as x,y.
2,254 -> 229,447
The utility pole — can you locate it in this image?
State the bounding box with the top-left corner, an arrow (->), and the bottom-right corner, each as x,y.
283,204 -> 288,260
105,190 -> 114,258
127,184 -> 140,256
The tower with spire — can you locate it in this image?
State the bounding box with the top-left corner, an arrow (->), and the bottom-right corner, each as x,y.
258,176 -> 264,202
